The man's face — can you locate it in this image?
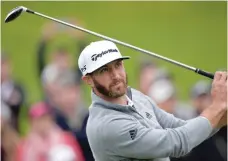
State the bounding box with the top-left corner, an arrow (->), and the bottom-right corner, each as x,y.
89,60 -> 128,98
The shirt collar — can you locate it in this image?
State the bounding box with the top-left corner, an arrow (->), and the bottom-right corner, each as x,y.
91,89 -> 135,112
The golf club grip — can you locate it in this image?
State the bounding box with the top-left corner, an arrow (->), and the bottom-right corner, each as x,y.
195,69 -> 214,79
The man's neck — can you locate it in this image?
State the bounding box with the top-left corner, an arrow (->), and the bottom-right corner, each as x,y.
95,91 -> 128,106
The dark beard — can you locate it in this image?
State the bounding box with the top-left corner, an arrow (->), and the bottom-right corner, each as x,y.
92,74 -> 128,98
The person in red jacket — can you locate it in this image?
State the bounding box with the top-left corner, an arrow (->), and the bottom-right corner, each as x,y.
16,101 -> 84,161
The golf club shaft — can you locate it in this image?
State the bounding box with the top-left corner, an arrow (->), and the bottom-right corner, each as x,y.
26,9 -> 214,79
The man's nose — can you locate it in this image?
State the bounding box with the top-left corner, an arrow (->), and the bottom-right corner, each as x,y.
110,68 -> 119,78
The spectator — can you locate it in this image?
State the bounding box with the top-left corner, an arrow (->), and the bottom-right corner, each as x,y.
40,68 -> 94,160
16,101 -> 84,161
37,20 -> 88,81
1,52 -> 26,132
139,61 -> 158,95
35,19 -> 93,160
148,78 -> 197,120
41,64 -> 62,108
190,80 -> 212,114
1,101 -> 20,161
54,70 -> 88,131
139,60 -> 174,95
52,70 -> 94,161
148,78 -> 177,114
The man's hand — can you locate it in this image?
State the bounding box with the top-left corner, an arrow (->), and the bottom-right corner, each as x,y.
211,71 -> 227,111
201,71 -> 227,128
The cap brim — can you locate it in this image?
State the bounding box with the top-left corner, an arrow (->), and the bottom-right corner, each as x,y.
120,56 -> 130,60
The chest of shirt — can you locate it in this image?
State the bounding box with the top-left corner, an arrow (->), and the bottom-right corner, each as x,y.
127,101 -> 162,129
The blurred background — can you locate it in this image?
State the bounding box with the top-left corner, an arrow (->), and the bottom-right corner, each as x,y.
1,1 -> 227,161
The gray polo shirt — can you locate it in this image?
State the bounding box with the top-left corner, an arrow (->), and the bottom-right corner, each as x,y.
86,87 -> 214,161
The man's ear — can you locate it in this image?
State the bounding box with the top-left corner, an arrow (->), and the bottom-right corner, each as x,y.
82,75 -> 94,87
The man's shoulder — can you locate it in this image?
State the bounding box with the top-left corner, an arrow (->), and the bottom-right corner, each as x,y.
88,103 -> 131,122
86,105 -> 134,146
87,108 -> 135,139
87,102 -> 134,129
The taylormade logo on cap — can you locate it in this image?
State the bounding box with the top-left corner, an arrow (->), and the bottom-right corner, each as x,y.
78,40 -> 130,76
91,49 -> 118,61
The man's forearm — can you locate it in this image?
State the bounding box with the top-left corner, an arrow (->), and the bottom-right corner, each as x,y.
200,104 -> 226,129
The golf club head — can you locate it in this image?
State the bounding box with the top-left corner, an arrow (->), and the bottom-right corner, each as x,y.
5,6 -> 27,23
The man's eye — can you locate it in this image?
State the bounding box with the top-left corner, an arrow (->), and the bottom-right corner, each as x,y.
115,62 -> 121,68
100,68 -> 108,73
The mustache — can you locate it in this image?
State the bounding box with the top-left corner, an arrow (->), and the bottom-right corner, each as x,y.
110,79 -> 125,87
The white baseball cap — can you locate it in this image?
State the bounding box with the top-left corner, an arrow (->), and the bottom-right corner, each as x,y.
78,40 -> 130,76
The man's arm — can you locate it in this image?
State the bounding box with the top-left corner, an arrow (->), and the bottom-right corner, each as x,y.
148,99 -> 219,137
103,115 -> 213,159
146,72 -> 227,130
146,97 -> 187,128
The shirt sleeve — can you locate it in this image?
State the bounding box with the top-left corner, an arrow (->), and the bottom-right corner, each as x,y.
146,96 -> 219,137
145,95 -> 187,128
103,115 -> 213,159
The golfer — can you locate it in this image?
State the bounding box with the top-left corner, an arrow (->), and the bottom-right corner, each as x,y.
78,40 -> 227,161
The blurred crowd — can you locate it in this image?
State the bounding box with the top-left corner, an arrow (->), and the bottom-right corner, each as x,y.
1,19 -> 227,161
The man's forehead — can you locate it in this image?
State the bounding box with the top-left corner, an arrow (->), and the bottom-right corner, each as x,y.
98,59 -> 122,69
91,59 -> 123,75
